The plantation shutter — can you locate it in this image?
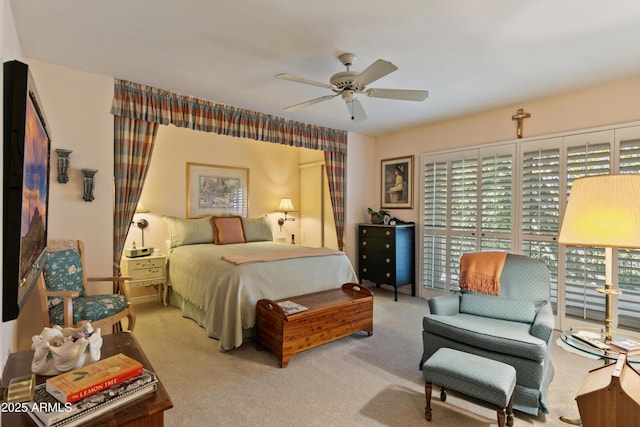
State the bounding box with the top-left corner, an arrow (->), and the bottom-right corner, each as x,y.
520,142 -> 561,307
616,135 -> 640,330
563,136 -> 611,323
423,160 -> 448,291
449,156 -> 479,289
421,147 -> 514,293
480,153 -> 513,251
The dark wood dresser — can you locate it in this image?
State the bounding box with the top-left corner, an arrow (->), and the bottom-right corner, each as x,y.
358,223 -> 415,301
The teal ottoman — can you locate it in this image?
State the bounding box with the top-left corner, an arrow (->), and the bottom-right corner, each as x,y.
423,348 -> 516,427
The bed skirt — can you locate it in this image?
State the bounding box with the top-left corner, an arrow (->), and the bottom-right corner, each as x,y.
169,289 -> 256,349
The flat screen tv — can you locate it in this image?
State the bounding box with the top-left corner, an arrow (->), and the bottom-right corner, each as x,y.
3,60 -> 51,321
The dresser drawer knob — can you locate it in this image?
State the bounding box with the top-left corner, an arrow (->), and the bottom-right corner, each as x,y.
386,272 -> 391,278
363,268 -> 368,272
363,241 -> 367,246
385,230 -> 391,236
362,229 -> 367,234
386,258 -> 391,263
362,255 -> 367,260
385,243 -> 390,249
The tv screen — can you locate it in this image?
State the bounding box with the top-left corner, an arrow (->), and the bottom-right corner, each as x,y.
3,60 -> 51,321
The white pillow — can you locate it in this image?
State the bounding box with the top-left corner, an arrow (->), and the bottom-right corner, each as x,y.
241,216 -> 273,242
163,215 -> 214,248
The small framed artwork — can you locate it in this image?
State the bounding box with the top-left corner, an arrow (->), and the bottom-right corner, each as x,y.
381,155 -> 414,209
186,162 -> 249,218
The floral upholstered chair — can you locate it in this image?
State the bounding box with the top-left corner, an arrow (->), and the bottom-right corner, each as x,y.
37,240 -> 136,331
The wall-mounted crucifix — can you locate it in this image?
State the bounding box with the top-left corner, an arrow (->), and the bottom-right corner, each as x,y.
511,108 -> 531,139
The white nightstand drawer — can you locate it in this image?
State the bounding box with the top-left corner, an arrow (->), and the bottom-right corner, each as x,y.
128,257 -> 165,269
128,278 -> 164,288
132,267 -> 164,279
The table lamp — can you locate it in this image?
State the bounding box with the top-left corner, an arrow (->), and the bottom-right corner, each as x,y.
558,174 -> 640,341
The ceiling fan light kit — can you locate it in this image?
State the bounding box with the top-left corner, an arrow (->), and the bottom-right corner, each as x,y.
276,52 -> 428,121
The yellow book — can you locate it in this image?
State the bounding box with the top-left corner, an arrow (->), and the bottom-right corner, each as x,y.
45,353 -> 143,404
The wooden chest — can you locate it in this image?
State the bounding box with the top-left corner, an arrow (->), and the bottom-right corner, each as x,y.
255,283 -> 373,367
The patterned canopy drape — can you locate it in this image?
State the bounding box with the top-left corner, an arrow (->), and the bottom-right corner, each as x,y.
111,79 -> 349,265
113,116 -> 159,274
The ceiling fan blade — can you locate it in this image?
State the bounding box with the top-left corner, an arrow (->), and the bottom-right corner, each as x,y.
283,94 -> 338,112
276,73 -> 336,90
345,98 -> 367,122
353,59 -> 398,87
365,88 -> 429,101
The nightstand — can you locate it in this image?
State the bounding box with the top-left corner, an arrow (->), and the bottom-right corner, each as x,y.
120,252 -> 168,306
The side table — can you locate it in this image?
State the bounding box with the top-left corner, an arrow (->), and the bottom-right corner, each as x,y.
558,328 -> 640,425
1,332 -> 173,427
121,253 -> 168,306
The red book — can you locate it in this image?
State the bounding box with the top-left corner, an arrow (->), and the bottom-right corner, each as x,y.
45,353 -> 143,403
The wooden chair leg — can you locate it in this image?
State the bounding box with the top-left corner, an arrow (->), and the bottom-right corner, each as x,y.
506,392 -> 515,426
425,382 -> 433,421
440,386 -> 447,402
496,407 -> 506,427
126,306 -> 136,331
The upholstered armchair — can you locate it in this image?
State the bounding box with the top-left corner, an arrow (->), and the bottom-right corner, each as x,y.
37,240 -> 136,331
420,253 -> 555,416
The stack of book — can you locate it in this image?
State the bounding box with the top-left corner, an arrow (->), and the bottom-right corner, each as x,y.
609,338 -> 640,355
27,353 -> 157,427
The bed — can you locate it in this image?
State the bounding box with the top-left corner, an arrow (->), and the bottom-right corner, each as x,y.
163,215 -> 359,351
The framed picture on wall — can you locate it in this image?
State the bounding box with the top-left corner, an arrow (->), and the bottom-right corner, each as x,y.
186,162 -> 249,218
381,155 -> 413,209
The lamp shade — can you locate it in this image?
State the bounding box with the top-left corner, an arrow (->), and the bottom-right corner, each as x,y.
277,198 -> 295,213
135,202 -> 150,213
558,174 -> 640,248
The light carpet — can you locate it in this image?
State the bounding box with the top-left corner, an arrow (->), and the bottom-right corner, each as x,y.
132,288 -> 600,426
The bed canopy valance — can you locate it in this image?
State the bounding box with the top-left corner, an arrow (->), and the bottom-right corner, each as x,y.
110,79 -> 348,271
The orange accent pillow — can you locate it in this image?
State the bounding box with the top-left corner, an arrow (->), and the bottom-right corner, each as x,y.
210,216 -> 246,245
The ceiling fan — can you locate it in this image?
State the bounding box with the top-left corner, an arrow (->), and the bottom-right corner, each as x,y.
276,53 -> 429,122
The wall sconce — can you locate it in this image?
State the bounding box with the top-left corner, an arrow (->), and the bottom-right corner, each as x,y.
55,148 -> 72,183
134,202 -> 150,247
277,197 -> 296,231
81,168 -> 98,202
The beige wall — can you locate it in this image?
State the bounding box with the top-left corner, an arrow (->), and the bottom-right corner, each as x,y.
374,75 -> 640,226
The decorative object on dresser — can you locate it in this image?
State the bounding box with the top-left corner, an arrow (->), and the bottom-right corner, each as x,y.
381,155 -> 413,209
366,207 -> 390,225
358,223 -> 415,301
31,322 -> 102,376
120,252 -> 168,306
256,283 -> 373,367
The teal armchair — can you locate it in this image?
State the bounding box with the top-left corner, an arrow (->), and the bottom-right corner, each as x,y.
420,253 -> 555,416
37,240 -> 136,331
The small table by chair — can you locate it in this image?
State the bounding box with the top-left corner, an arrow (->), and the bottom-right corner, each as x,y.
558,328 -> 640,425
560,327 -> 640,365
1,332 -> 173,427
